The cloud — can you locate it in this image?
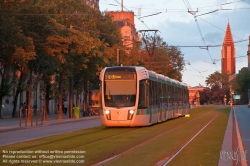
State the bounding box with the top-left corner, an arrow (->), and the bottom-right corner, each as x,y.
204,31 -> 223,44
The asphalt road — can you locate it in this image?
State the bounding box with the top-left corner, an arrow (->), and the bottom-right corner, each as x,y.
0,116 -> 101,147
234,105 -> 250,166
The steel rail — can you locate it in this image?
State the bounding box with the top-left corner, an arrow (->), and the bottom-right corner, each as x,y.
92,110 -> 213,166
163,113 -> 219,165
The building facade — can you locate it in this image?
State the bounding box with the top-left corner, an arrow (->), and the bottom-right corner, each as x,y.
221,22 -> 236,75
188,85 -> 205,106
105,11 -> 140,51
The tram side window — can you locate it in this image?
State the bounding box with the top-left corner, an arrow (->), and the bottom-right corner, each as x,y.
177,87 -> 180,106
149,80 -> 156,108
163,83 -> 166,107
138,80 -> 149,109
157,82 -> 160,107
165,84 -> 168,107
153,81 -> 157,107
170,85 -> 172,106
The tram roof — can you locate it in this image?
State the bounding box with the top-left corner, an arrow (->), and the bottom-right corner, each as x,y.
105,66 -> 137,72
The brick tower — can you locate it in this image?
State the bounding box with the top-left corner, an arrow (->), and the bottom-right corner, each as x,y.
221,22 -> 236,74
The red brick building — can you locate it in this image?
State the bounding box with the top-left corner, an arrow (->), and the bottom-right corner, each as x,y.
188,85 -> 205,105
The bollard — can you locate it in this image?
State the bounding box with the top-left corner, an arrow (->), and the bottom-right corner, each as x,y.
19,109 -> 22,127
36,109 -> 38,126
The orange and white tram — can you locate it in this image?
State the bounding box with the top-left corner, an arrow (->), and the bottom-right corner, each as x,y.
99,66 -> 189,127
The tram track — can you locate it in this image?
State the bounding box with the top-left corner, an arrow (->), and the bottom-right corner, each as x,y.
20,127 -> 139,152
160,113 -> 220,166
45,110 -> 212,153
91,109 -> 217,166
1,107 -> 224,166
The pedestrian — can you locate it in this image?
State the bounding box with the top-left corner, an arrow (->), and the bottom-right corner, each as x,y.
63,100 -> 68,115
22,102 -> 27,118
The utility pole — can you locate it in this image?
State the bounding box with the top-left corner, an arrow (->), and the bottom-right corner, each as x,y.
121,0 -> 123,11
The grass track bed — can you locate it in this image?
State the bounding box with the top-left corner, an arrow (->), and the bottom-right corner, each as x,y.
167,107 -> 230,166
0,106 -> 230,166
100,107 -> 225,166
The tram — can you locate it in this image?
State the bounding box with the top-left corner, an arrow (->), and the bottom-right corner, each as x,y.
99,66 -> 189,127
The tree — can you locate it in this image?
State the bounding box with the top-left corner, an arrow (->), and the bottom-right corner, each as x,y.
233,68 -> 250,103
0,1 -> 36,118
140,35 -> 185,81
205,71 -> 229,91
199,88 -> 211,105
118,42 -> 143,66
205,71 -> 230,104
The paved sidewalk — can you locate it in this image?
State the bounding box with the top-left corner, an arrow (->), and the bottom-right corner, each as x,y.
0,110 -> 96,132
0,111 -> 101,147
218,107 -> 233,166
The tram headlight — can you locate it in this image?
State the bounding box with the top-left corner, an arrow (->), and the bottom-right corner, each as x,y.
127,110 -> 135,120
129,110 -> 134,114
105,110 -> 111,120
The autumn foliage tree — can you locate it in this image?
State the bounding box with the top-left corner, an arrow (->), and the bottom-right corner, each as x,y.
0,0 -> 122,118
233,68 -> 250,103
205,71 -> 230,104
140,35 -> 185,81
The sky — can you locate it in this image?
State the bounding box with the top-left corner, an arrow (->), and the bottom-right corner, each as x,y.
99,0 -> 250,87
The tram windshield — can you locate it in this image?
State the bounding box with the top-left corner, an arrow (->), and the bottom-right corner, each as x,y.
104,72 -> 136,107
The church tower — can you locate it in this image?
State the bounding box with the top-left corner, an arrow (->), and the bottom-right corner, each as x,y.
221,22 -> 236,74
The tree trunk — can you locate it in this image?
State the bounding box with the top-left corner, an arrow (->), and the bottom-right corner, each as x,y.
83,80 -> 88,116
76,89 -> 80,107
46,84 -> 50,114
0,97 -> 2,118
69,76 -> 73,118
12,69 -> 24,118
0,67 -> 6,118
41,90 -> 48,121
27,68 -> 33,122
58,72 -> 63,119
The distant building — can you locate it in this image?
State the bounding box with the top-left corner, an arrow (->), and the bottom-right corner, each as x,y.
105,11 -> 140,52
221,22 -> 236,75
188,84 -> 205,105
